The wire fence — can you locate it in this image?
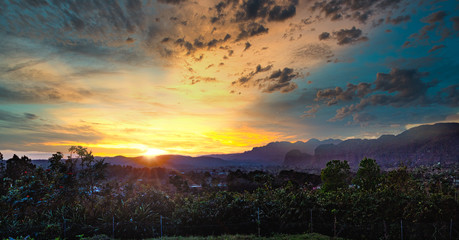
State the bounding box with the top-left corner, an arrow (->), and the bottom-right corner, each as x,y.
39,209 -> 459,240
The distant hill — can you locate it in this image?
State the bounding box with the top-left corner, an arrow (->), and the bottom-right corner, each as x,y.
285,123 -> 459,169
100,155 -> 259,170
207,139 -> 342,164
27,123 -> 458,170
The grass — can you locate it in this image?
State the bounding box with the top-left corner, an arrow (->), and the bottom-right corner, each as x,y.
150,233 -> 347,240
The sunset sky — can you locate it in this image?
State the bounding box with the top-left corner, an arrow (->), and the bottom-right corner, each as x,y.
0,0 -> 458,158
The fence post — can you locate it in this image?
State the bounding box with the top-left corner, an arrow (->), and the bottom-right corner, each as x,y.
400,219 -> 403,240
160,215 -> 163,240
310,209 -> 313,233
257,207 -> 260,237
450,219 -> 453,240
63,217 -> 66,239
112,216 -> 115,239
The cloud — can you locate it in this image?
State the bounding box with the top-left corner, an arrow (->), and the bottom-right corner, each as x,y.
315,83 -> 372,105
437,84 -> 458,107
295,43 -> 332,60
189,76 -> 217,85
0,110 -> 38,123
410,11 -> 452,42
302,105 -> 319,118
386,15 -> 410,25
232,64 -> 272,86
352,112 -> 376,123
158,0 -> 188,4
334,27 -> 368,45
311,0 -> 402,24
244,41 -> 252,51
318,32 -> 330,40
422,11 -> 447,24
316,68 -> 438,121
232,65 -> 299,93
451,16 -> 459,31
268,5 -> 296,21
261,68 -> 298,93
374,68 -> 432,104
0,109 -> 104,152
236,22 -> 269,41
24,113 -> 38,120
126,37 -> 135,43
233,0 -> 298,22
428,44 -> 445,53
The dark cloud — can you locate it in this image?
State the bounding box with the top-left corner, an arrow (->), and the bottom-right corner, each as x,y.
236,22 -> 269,41
0,59 -> 47,73
422,11 -> 447,23
333,27 -> 368,45
244,41 -> 252,51
174,38 -> 194,54
232,64 -> 272,86
233,0 -> 298,22
0,85 -> 62,103
386,15 -> 410,25
302,105 -> 319,118
157,0 -> 187,4
190,76 -> 217,85
316,68 -> 438,121
126,37 -> 135,43
318,32 -> 330,40
24,113 -> 38,120
410,11 -> 452,42
451,16 -> 459,31
428,44 -> 445,53
352,112 -> 376,123
0,109 -> 103,151
374,68 -> 431,104
262,68 -> 298,93
437,84 -> 459,107
316,83 -> 372,105
0,110 -> 37,123
268,5 -> 296,21
311,0 -> 402,24
402,41 -> 412,48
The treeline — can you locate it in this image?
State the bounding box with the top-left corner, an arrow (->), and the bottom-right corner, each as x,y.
0,148 -> 458,239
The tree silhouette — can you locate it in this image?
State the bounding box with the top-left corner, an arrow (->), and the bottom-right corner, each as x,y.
321,160 -> 351,191
353,157 -> 381,191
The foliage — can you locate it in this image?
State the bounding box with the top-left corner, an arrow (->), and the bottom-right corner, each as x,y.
320,160 -> 351,191
353,157 -> 381,191
1,154 -> 458,239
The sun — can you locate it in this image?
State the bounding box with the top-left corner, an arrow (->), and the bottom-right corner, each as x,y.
143,148 -> 167,157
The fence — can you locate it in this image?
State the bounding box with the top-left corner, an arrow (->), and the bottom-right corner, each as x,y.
45,209 -> 459,240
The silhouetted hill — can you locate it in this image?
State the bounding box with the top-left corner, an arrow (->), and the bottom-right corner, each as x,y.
27,123 -> 458,170
207,139 -> 341,164
288,123 -> 459,169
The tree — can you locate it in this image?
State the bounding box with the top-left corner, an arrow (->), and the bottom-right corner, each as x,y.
321,160 -> 351,191
5,154 -> 36,180
353,157 -> 381,191
0,152 -> 4,176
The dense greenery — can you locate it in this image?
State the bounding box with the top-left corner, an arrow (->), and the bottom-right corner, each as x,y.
0,148 -> 458,239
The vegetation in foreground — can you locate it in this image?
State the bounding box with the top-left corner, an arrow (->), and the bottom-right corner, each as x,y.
0,148 -> 458,239
157,233 -> 347,240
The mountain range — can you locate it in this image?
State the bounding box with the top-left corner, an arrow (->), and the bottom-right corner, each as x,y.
29,123 -> 459,170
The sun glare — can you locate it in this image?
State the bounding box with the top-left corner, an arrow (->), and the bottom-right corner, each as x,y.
143,148 -> 167,157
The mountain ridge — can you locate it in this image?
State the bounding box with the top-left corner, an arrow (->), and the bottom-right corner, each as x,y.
25,123 -> 459,170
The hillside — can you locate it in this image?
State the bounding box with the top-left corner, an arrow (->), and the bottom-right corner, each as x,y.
207,139 -> 341,164
285,123 -> 459,169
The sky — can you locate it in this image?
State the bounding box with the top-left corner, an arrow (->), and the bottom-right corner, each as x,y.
0,0 -> 458,159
